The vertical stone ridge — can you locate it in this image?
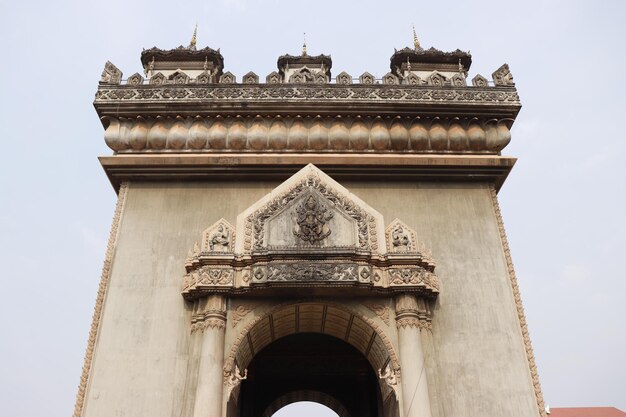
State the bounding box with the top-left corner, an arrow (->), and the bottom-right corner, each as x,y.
489,184 -> 546,417
72,182 -> 129,417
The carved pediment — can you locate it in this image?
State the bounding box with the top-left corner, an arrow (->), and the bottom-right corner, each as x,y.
237,164 -> 385,254
182,165 -> 439,299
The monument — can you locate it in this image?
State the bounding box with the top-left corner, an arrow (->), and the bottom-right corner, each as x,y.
75,31 -> 545,417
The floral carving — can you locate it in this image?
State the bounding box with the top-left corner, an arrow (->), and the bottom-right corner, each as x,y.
363,302 -> 390,326
231,303 -> 257,327
388,268 -> 439,291
95,85 -> 521,104
293,195 -> 333,244
252,263 -> 361,283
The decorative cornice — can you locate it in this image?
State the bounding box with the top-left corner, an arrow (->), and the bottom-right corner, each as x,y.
489,185 -> 546,417
95,84 -> 519,106
73,182 -> 129,417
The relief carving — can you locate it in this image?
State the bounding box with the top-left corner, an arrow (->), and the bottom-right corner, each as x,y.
209,225 -> 230,252
363,302 -> 390,326
252,263 -> 361,283
247,172 -> 373,252
100,61 -> 122,85
378,363 -> 400,401
231,303 -> 257,328
293,195 -> 333,244
385,219 -> 418,253
225,365 -> 248,399
492,63 -> 515,86
388,267 -> 439,291
96,85 -> 521,104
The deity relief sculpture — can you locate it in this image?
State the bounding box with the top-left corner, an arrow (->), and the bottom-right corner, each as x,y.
386,219 -> 418,253
293,195 -> 333,244
392,225 -> 410,251
378,363 -> 400,400
200,219 -> 235,253
225,364 -> 248,399
209,225 -> 230,252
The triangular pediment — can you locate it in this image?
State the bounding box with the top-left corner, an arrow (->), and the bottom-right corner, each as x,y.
236,164 -> 386,254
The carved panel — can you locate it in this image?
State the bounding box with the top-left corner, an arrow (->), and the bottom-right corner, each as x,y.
359,72 -> 375,85
451,73 -> 466,87
336,71 -> 352,85
252,262 -> 364,283
149,72 -> 166,85
127,72 -> 144,86
492,64 -> 514,86
472,74 -> 488,87
385,219 -> 418,253
428,72 -> 445,87
184,266 -> 234,290
170,71 -> 190,85
196,71 -> 212,84
388,267 -> 439,291
382,72 -> 399,85
405,73 -> 421,85
220,71 -> 236,84
100,61 -> 122,85
243,71 -> 259,84
201,218 -> 235,253
266,71 -> 281,84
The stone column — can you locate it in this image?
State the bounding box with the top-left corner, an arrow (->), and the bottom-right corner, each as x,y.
395,293 -> 432,417
193,295 -> 227,417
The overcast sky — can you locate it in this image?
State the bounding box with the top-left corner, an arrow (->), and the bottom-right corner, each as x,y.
1,1 -> 624,416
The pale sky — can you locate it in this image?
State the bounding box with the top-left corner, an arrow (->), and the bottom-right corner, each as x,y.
0,1 -> 624,416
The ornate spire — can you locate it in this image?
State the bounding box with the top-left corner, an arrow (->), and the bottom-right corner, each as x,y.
302,32 -> 307,56
189,24 -> 197,50
412,25 -> 421,51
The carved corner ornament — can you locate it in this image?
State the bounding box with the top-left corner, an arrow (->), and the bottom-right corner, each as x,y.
378,363 -> 400,401
224,364 -> 248,399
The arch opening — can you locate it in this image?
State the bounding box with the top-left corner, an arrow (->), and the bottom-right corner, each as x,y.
240,333 -> 380,417
271,401 -> 341,417
226,302 -> 401,417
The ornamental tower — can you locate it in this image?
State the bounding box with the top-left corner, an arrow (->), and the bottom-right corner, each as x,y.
76,33 -> 544,417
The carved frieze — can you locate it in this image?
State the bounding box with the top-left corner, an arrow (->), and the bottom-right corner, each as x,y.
95,85 -> 521,104
252,263 -> 364,283
388,267 -> 439,291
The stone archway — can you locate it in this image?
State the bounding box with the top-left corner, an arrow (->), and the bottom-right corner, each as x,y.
225,302 -> 401,417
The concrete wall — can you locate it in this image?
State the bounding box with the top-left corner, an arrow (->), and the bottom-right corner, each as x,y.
82,180 -> 538,417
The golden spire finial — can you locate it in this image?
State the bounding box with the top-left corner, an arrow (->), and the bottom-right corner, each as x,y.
189,24 -> 197,50
302,32 -> 307,56
412,24 -> 421,50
